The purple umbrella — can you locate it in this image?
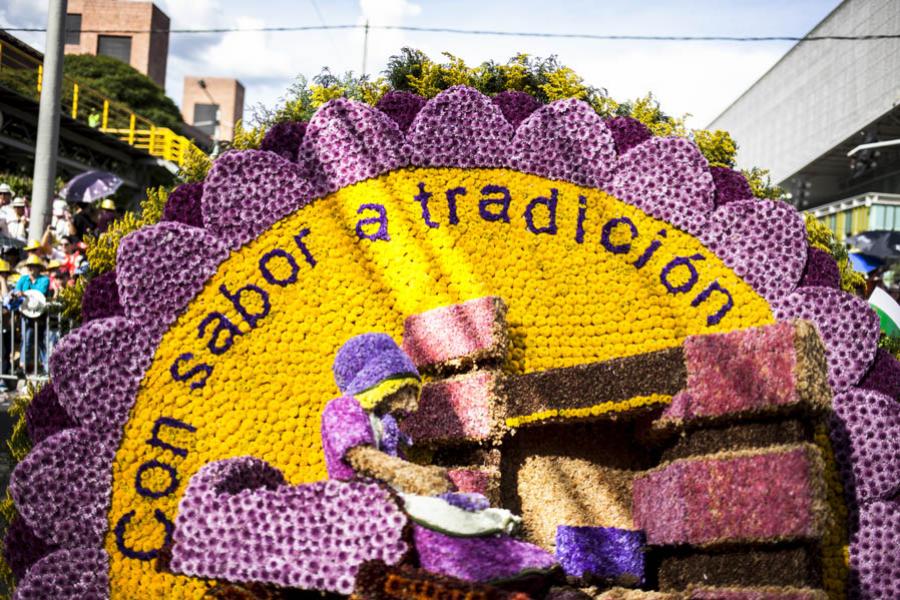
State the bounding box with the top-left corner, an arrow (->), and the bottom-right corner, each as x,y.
60,170 -> 123,204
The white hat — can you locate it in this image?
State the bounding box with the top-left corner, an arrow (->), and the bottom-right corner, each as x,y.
0,183 -> 11,194
53,199 -> 67,216
11,197 -> 26,207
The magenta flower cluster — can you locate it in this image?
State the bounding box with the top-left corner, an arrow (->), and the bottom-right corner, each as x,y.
831,387 -> 900,503
701,199 -> 807,302
852,500 -> 899,599
491,90 -> 541,128
24,384 -> 74,445
709,166 -> 754,207
509,98 -> 616,189
298,98 -> 410,196
10,427 -> 114,548
260,121 -> 308,163
800,247 -> 841,289
12,548 -> 108,600
81,270 -> 123,323
608,136 -> 714,235
376,91 -> 426,133
169,457 -> 409,595
408,86 -> 513,169
162,182 -> 204,228
603,116 -> 652,155
116,222 -> 229,336
859,348 -> 900,400
774,286 -> 879,393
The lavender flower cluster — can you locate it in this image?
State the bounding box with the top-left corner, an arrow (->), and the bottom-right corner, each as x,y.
376,91 -> 427,133
491,90 -> 541,128
709,166 -> 754,207
408,86 -> 514,169
701,199 -> 807,302
607,136 -> 714,235
852,500 -> 899,599
509,98 -> 616,189
2,515 -> 57,581
774,286 -> 880,392
555,526 -> 644,583
117,222 -> 229,336
24,384 -> 74,445
859,348 -> 900,400
162,182 -> 205,228
603,116 -> 652,155
831,387 -> 900,503
800,247 -> 841,289
49,317 -> 151,435
12,547 -> 109,600
170,457 -> 409,595
10,427 -> 114,548
202,150 -> 314,250
81,270 -> 124,323
260,121 -> 308,163
297,98 -> 410,196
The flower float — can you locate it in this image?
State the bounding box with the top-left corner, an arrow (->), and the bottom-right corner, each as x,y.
6,85 -> 898,600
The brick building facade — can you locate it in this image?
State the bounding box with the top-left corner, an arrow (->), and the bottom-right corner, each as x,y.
181,76 -> 245,143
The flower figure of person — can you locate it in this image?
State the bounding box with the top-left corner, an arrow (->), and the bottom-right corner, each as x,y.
323,333 -> 555,582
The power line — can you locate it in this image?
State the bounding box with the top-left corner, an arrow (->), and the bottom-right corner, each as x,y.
4,23 -> 900,42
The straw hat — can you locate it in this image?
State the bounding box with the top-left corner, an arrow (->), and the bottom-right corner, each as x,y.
11,197 -> 26,208
0,183 -> 12,194
24,255 -> 45,270
0,258 -> 12,274
100,199 -> 117,211
24,240 -> 43,252
46,259 -> 62,271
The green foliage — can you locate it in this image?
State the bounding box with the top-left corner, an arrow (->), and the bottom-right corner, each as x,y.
0,67 -> 39,98
63,54 -> 183,131
624,93 -> 688,137
805,214 -> 865,295
878,334 -> 900,361
0,491 -> 15,600
229,120 -> 265,151
178,145 -> 212,184
693,130 -> 737,168
0,172 -> 65,198
743,166 -> 786,200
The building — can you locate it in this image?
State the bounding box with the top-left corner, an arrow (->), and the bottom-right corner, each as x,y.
63,0 -> 170,88
708,0 -> 900,238
181,76 -> 245,143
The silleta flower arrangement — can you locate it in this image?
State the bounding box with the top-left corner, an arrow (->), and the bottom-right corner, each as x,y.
6,84 -> 898,600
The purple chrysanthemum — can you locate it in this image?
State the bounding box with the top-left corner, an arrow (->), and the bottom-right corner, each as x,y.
162,182 -> 204,228
859,348 -> 900,400
2,515 -> 58,580
604,116 -> 652,155
260,121 -> 308,162
800,247 -> 841,289
491,91 -> 541,129
81,269 -> 123,323
710,166 -> 754,207
376,91 -> 426,133
25,384 -> 74,445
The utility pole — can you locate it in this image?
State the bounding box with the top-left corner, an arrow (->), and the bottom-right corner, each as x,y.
361,20 -> 369,77
29,0 -> 68,243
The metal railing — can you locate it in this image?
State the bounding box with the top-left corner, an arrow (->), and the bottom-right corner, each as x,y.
0,303 -> 73,386
0,37 -> 203,168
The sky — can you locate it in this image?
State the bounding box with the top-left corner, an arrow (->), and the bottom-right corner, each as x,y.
1,0 -> 843,130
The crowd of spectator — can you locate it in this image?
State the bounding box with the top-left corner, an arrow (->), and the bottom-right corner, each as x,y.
0,180 -> 116,384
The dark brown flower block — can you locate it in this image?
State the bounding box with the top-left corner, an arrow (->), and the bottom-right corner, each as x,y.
659,419 -> 815,462
687,587 -> 827,600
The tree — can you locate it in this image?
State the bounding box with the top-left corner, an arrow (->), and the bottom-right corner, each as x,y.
63,54 -> 183,131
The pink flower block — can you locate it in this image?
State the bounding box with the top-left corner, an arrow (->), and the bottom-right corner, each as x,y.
661,321 -> 830,423
402,297 -> 508,372
401,371 -> 500,444
633,447 -> 824,546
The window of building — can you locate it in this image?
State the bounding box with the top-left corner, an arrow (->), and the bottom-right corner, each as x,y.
193,103 -> 219,137
97,35 -> 132,64
65,14 -> 81,45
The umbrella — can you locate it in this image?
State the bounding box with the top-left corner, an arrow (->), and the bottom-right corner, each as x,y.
848,252 -> 882,275
846,230 -> 900,260
60,170 -> 122,204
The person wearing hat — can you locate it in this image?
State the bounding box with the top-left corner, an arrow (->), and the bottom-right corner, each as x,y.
7,198 -> 28,242
322,333 -> 555,581
46,259 -> 65,298
0,183 -> 14,224
13,254 -> 49,373
96,198 -> 118,234
0,257 -> 16,390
